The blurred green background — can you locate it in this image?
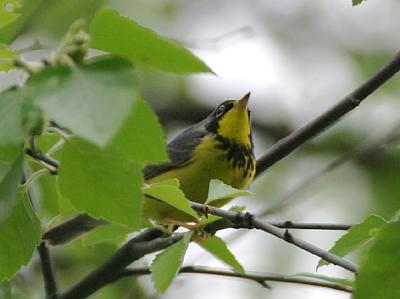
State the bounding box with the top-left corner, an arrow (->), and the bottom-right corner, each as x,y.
1,0 -> 399,298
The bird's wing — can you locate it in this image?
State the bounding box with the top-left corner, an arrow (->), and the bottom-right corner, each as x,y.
143,122 -> 207,180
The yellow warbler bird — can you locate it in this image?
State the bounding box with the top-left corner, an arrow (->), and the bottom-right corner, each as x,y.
44,93 -> 255,244
143,92 -> 255,226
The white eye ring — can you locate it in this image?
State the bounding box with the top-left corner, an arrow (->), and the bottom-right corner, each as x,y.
215,105 -> 225,117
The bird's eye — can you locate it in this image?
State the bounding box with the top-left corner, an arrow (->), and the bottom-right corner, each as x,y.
215,105 -> 225,117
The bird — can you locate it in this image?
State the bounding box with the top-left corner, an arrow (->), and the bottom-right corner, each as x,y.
43,93 -> 255,244
143,92 -> 255,227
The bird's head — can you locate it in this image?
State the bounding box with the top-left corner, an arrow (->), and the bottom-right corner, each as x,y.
205,92 -> 252,146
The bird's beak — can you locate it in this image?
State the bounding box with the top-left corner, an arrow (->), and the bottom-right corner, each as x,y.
237,92 -> 251,110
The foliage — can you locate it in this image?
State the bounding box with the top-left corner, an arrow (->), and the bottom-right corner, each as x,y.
352,0 -> 366,6
90,8 -> 212,74
198,235 -> 244,273
317,215 -> 386,268
354,219 -> 400,299
0,44 -> 18,71
150,233 -> 191,292
143,180 -> 198,219
0,1 -> 399,298
0,191 -> 41,281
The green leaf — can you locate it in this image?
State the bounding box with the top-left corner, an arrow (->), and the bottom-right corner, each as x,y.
0,87 -> 26,146
0,191 -> 41,281
317,215 -> 386,268
90,8 -> 212,74
81,223 -> 131,246
28,56 -> 137,147
54,182 -> 77,216
206,179 -> 252,205
58,137 -> 143,228
35,133 -> 60,154
0,0 -> 20,28
0,144 -> 23,170
354,219 -> 400,299
108,97 -> 167,164
0,44 -> 18,71
147,178 -> 180,188
0,144 -> 23,165
25,0 -> 105,39
150,233 -> 190,292
35,174 -> 59,216
0,154 -> 23,223
352,0 -> 365,6
0,0 -> 43,44
199,235 -> 244,273
143,183 -> 198,219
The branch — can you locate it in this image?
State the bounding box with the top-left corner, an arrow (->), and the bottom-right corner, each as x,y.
203,219 -> 351,234
38,242 -> 58,299
259,126 -> 400,217
25,147 -> 59,170
192,203 -> 359,273
259,220 -> 351,230
59,228 -> 180,299
255,50 -> 400,176
117,266 -> 353,293
42,214 -> 107,245
25,137 -> 59,173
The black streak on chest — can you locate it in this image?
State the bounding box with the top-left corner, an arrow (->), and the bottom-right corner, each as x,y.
214,134 -> 255,179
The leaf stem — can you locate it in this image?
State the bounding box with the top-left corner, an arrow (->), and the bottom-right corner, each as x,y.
22,168 -> 50,189
46,126 -> 70,140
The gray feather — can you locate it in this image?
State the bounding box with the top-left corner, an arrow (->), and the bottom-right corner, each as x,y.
143,119 -> 209,180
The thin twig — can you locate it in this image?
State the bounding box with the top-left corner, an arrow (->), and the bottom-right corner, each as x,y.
117,266 -> 353,293
255,50 -> 400,177
23,168 -> 51,189
191,202 -> 359,273
46,126 -> 70,140
264,221 -> 351,230
38,242 -> 58,299
219,127 -> 400,249
25,137 -> 60,173
25,148 -> 59,171
59,228 -> 179,299
42,214 -> 351,247
203,219 -> 351,233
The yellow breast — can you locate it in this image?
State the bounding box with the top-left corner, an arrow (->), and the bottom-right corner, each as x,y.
144,134 -> 255,224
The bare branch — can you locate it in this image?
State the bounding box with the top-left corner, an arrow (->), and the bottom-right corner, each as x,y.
59,228 -> 180,299
42,214 -> 107,246
259,126 -> 400,217
192,202 -> 359,273
255,51 -> 400,176
203,219 -> 351,234
117,266 -> 353,293
264,221 -> 351,230
38,242 -> 58,299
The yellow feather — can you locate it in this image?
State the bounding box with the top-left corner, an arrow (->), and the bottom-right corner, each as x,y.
143,97 -> 255,226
